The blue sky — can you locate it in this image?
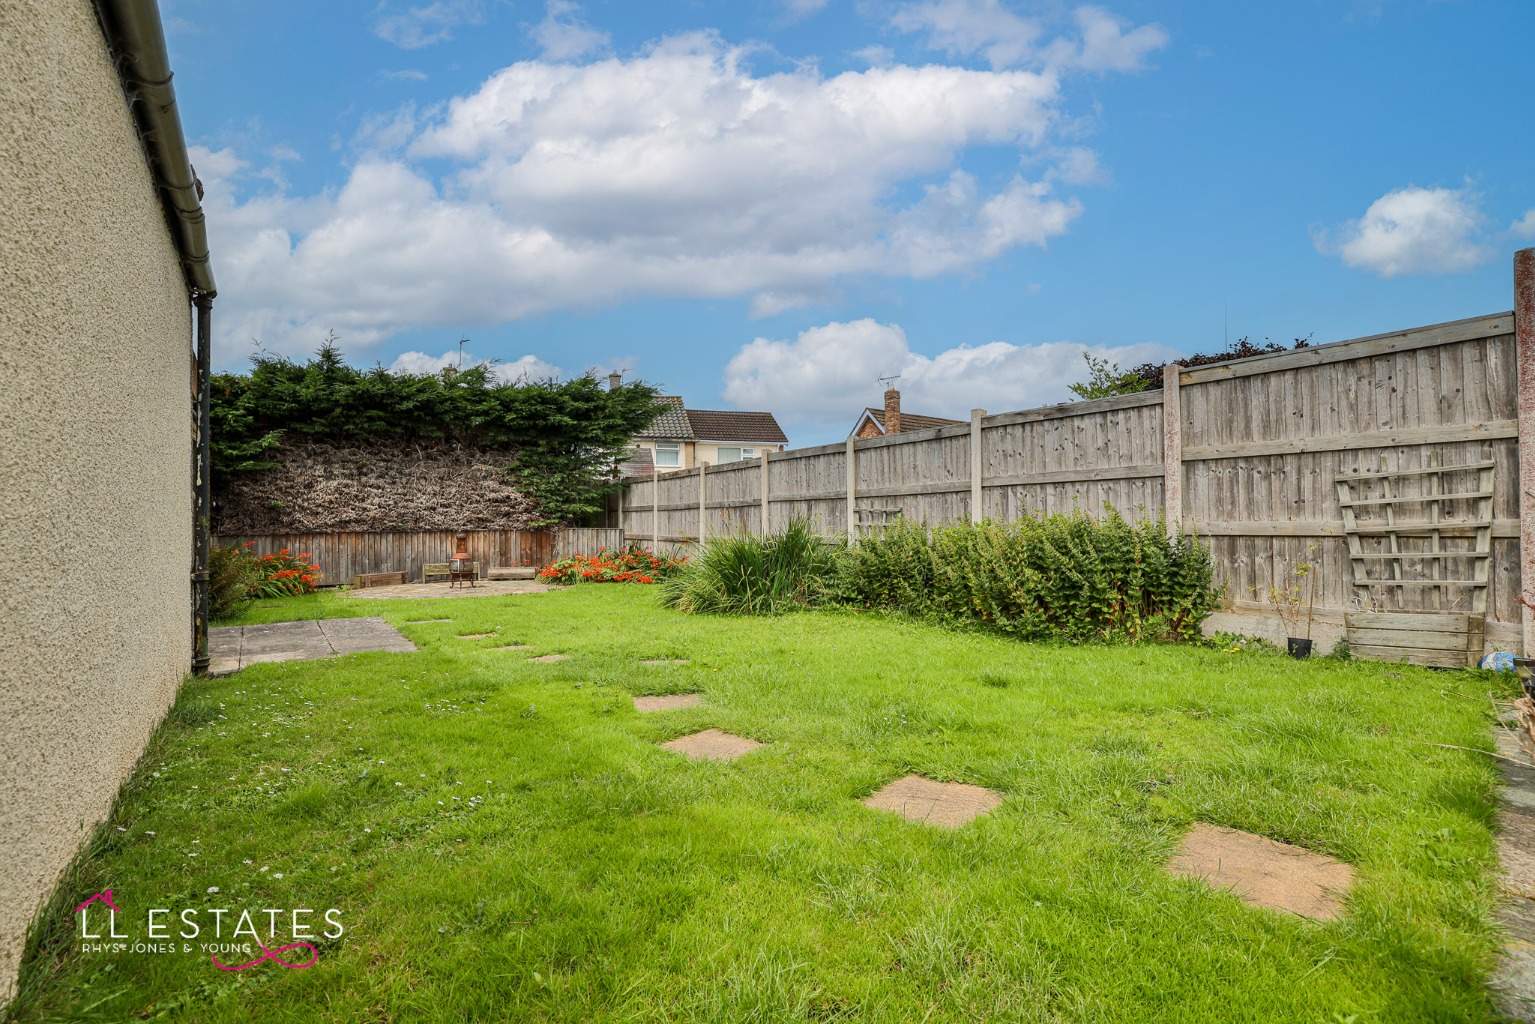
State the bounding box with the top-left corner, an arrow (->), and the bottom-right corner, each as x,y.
164,0 -> 1535,446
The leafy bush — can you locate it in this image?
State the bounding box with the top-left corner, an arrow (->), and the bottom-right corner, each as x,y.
661,520 -> 840,615
836,509 -> 1219,643
538,546 -> 686,584
253,548 -> 323,597
208,545 -> 260,620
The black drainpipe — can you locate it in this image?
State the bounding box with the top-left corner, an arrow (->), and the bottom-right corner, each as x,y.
192,295 -> 213,672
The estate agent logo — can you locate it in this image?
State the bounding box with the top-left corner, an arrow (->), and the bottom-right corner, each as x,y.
75,889 -> 343,971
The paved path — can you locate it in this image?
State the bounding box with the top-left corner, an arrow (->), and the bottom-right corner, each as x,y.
208,617 -> 416,675
1494,723 -> 1535,1020
347,580 -> 552,600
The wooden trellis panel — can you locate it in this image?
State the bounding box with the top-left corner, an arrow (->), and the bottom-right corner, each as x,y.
1336,457 -> 1494,665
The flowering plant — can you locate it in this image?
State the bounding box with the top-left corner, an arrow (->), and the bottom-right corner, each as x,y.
537,546 -> 686,585
250,544 -> 323,597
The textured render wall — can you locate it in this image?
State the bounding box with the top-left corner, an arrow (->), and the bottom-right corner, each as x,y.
0,0 -> 193,1004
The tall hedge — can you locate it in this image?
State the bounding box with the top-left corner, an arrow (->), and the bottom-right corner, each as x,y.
212,342 -> 665,526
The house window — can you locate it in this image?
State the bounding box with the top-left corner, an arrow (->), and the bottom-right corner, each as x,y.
655,442 -> 680,467
717,447 -> 755,463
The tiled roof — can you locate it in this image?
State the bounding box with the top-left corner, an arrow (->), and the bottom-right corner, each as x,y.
859,408 -> 965,434
685,409 -> 788,444
636,396 -> 693,439
616,445 -> 654,478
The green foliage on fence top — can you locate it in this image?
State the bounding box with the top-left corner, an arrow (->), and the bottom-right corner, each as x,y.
211,341 -> 667,526
838,510 -> 1220,643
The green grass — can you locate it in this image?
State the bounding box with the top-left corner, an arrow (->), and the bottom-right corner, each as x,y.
10,586 -> 1518,1022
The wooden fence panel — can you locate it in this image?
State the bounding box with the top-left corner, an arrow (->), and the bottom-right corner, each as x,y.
614,308 -> 1527,653
214,528 -> 620,584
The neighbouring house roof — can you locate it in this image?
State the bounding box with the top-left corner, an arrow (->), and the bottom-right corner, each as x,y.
636,396 -> 693,439
854,408 -> 964,437
635,399 -> 789,445
685,409 -> 788,445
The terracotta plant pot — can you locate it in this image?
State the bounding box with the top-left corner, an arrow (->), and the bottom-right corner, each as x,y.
1287,637 -> 1313,659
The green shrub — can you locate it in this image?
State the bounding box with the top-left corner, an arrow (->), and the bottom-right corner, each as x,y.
836,509 -> 1219,643
661,520 -> 840,615
208,545 -> 260,621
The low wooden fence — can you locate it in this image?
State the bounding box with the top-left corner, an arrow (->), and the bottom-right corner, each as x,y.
214,528 -> 625,586
617,259 -> 1535,658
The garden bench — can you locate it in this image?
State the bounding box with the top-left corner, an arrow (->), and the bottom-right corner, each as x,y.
423,562 -> 480,583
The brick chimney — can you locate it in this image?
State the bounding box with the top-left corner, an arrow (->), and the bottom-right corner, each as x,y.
608,371 -> 622,391
884,387 -> 901,435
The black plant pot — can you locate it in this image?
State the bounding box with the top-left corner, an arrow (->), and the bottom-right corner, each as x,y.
1287,637 -> 1313,660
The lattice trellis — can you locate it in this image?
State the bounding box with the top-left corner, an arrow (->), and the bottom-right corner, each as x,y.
1334,455 -> 1494,666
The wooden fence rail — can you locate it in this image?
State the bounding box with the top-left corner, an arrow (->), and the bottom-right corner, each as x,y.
213,528 -> 625,586
617,256 -> 1535,657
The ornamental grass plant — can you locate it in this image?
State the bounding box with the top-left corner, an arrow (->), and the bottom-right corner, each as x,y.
660,520 -> 839,614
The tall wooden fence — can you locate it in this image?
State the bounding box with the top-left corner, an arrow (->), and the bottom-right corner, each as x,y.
618,303 -> 1535,656
214,528 -> 624,585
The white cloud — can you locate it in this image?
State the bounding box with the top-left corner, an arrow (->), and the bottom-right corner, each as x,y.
1512,209 -> 1535,241
722,318 -> 1175,427
198,36 -> 1110,362
1322,186 -> 1491,277
782,0 -> 833,17
890,1 -> 1166,72
373,0 -> 484,49
388,350 -> 563,381
381,69 -> 430,82
531,1 -> 610,61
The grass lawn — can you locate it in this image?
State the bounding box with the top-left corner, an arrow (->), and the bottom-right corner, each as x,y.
11,585 -> 1517,1022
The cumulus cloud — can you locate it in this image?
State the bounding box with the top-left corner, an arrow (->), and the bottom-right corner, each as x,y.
890,0 -> 1167,72
388,350 -> 563,380
1512,209 -> 1535,241
196,30 -> 1125,362
1321,186 -> 1491,277
531,1 -> 610,61
722,319 -> 1175,427
373,0 -> 484,49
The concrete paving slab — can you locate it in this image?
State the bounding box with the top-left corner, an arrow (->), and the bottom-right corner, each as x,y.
662,728 -> 761,761
319,617 -> 419,655
1492,727 -> 1535,1020
634,694 -> 704,712
203,618 -> 416,674
1168,823 -> 1353,921
862,775 -> 1002,829
529,654 -> 569,663
491,644 -> 534,651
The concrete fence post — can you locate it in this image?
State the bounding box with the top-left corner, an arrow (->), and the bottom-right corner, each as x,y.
760,452 -> 770,537
970,408 -> 986,524
1515,248 -> 1535,655
651,474 -> 659,550
698,464 -> 707,546
1163,363 -> 1183,540
846,437 -> 857,543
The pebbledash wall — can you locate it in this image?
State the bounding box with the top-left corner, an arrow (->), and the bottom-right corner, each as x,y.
621,262 -> 1535,659
0,0 -> 195,1003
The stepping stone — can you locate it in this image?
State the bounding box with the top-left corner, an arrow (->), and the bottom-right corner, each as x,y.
662,729 -> 761,761
406,618 -> 452,624
528,654 -> 569,663
491,644 -> 534,651
641,659 -> 690,666
456,632 -> 497,640
1168,823 -> 1354,921
634,693 -> 704,712
862,775 -> 1002,829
